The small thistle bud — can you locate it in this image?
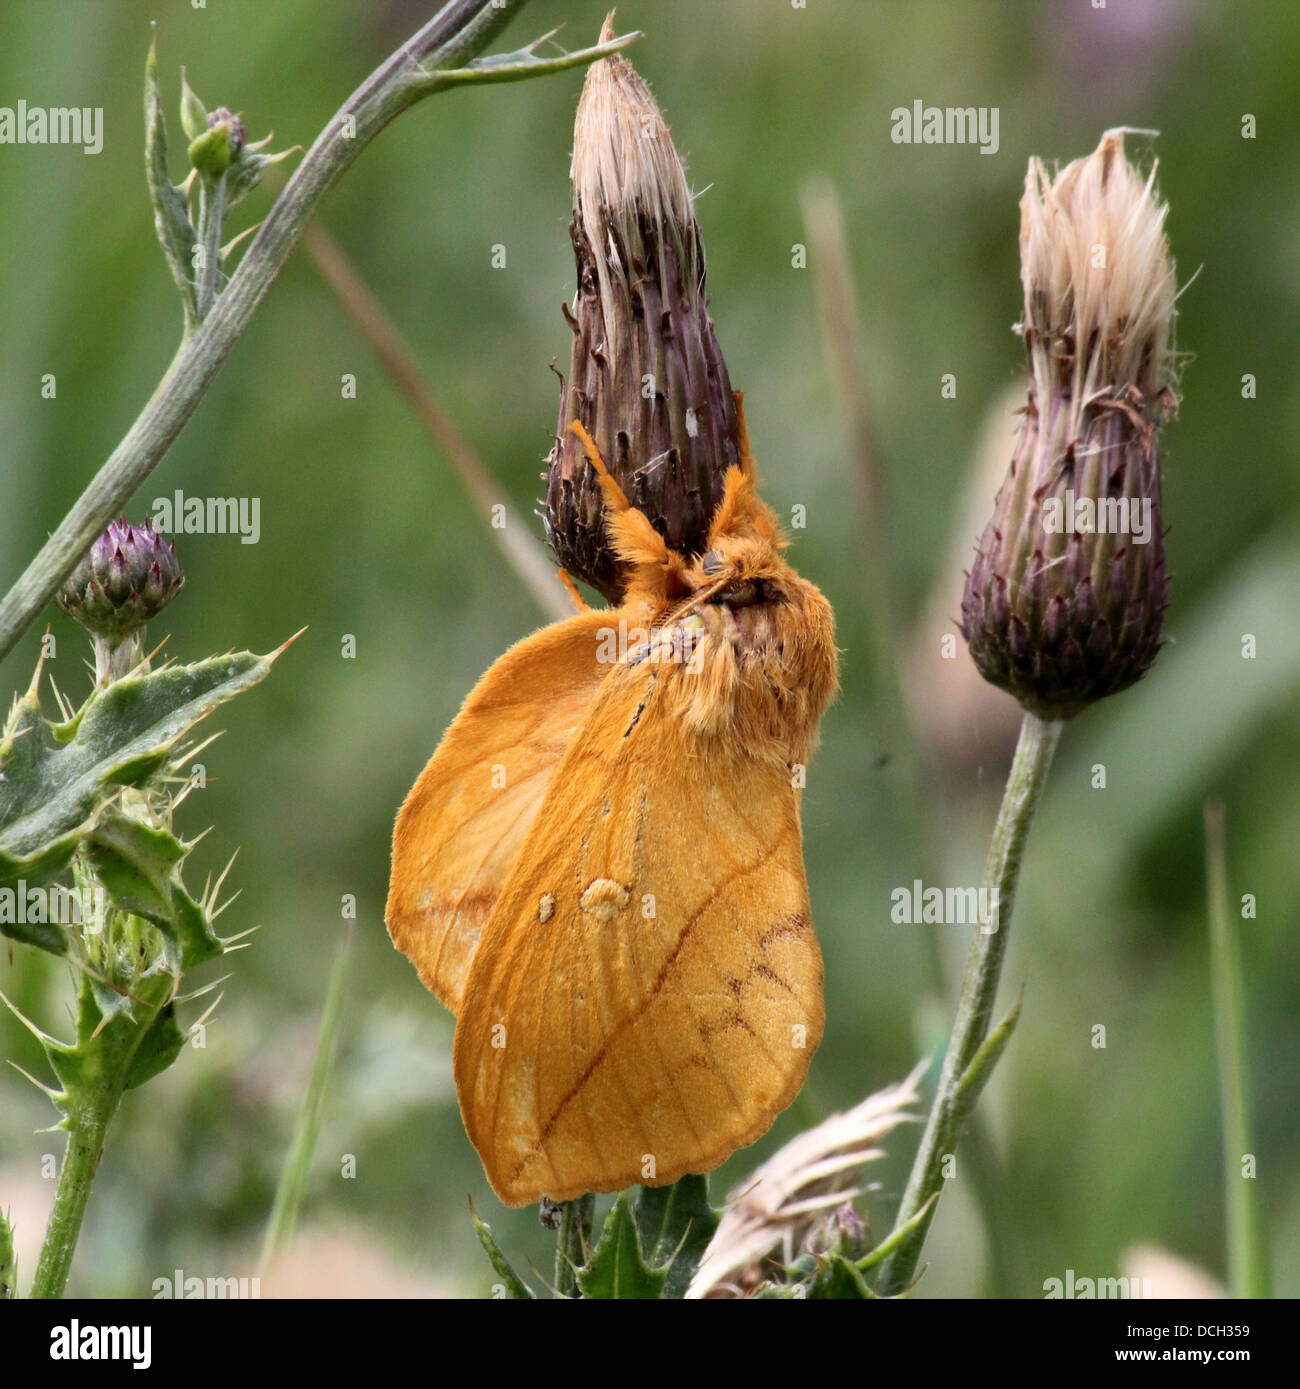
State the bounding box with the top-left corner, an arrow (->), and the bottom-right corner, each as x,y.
544,13 -> 741,601
188,106 -> 245,177
803,1200 -> 870,1263
961,129 -> 1178,721
57,518 -> 183,643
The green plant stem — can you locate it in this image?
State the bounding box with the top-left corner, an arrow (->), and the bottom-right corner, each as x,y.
1204,800 -> 1269,1298
261,921 -> 354,1269
0,0 -> 637,667
555,1194 -> 595,1298
29,1082 -> 119,1298
195,172 -> 228,322
29,963 -> 173,1298
876,711 -> 1062,1296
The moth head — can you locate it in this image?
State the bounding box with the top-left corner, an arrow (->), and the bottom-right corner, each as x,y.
686,465 -> 792,608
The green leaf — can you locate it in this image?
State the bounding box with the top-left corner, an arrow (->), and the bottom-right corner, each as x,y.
168,879 -> 225,970
84,812 -> 186,927
125,1001 -> 185,1089
145,33 -> 199,330
261,925 -> 352,1268
45,968 -> 178,1118
858,1193 -> 938,1277
633,1175 -> 719,1299
576,1192 -> 668,1300
805,1254 -> 877,1299
0,1206 -> 14,1299
470,1202 -> 535,1300
0,652 -> 274,954
951,993 -> 1022,1137
178,67 -> 209,140
423,30 -> 640,91
83,814 -> 228,970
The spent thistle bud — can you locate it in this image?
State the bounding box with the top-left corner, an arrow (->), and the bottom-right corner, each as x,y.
57,518 -> 183,645
544,13 -> 741,601
961,129 -> 1179,721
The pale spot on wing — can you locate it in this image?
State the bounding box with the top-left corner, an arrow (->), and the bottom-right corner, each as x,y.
579,877 -> 631,922
538,892 -> 556,924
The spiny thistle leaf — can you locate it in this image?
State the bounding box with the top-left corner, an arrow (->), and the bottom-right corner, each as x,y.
0,652 -> 274,955
576,1192 -> 669,1300
470,1202 -> 535,1300
124,1000 -> 185,1089
82,811 -> 225,969
633,1175 -> 718,1299
803,1253 -> 877,1300
168,879 -> 225,970
84,812 -> 186,926
43,968 -> 177,1120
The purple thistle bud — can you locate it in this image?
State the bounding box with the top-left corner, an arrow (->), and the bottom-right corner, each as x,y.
57,518 -> 184,643
961,130 -> 1179,721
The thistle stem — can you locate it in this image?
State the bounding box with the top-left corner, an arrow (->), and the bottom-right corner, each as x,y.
876,711 -> 1062,1295
29,1085 -> 119,1299
555,1195 -> 595,1297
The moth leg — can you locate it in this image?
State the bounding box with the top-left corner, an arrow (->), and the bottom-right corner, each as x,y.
555,568 -> 589,613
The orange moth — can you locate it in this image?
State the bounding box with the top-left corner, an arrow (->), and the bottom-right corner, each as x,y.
386,398 -> 837,1206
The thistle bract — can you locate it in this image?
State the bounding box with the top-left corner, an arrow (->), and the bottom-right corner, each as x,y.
57,518 -> 183,642
961,130 -> 1178,721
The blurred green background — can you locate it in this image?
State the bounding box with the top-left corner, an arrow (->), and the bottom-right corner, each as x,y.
1,0 -> 1296,1298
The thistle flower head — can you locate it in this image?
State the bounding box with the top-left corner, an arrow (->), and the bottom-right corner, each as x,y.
962,129 -> 1179,720
686,1067 -> 923,1298
545,12 -> 740,601
1020,127 -> 1175,406
57,518 -> 183,643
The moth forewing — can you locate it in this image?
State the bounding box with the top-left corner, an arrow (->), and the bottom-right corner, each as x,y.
453,625 -> 828,1207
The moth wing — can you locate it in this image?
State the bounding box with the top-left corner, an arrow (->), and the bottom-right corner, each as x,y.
453,657 -> 823,1207
386,609 -> 617,1015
